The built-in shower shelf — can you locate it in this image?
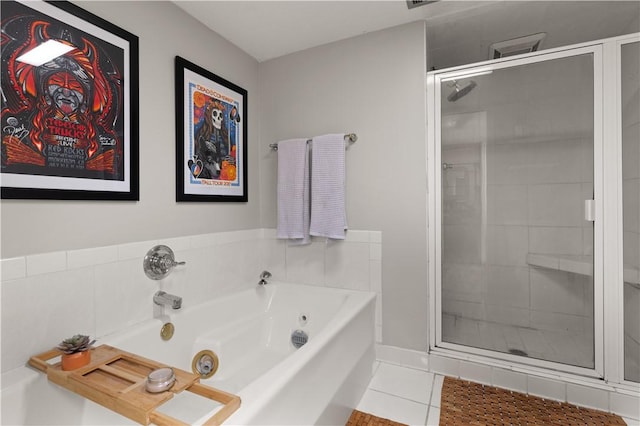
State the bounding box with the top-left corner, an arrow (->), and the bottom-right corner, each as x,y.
526,253 -> 640,285
526,253 -> 592,276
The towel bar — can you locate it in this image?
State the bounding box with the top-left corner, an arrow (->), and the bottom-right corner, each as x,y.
269,133 -> 357,151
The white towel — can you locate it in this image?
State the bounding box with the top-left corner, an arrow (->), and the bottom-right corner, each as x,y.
310,133 -> 347,240
276,138 -> 311,244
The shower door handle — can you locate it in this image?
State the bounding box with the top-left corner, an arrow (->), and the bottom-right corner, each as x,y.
584,199 -> 596,222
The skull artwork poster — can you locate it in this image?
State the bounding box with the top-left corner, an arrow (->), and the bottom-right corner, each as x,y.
176,55 -> 246,202
191,88 -> 239,183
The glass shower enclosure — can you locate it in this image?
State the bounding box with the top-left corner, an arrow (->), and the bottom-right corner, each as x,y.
440,51 -> 596,370
428,34 -> 640,384
427,42 -> 611,376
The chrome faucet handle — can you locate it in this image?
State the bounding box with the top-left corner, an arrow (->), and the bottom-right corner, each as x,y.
143,245 -> 186,280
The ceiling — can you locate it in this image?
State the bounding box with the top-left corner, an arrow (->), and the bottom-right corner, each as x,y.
174,1 -> 640,65
425,1 -> 640,69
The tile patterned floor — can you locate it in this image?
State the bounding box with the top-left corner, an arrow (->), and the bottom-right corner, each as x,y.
356,362 -> 441,425
356,361 -> 640,426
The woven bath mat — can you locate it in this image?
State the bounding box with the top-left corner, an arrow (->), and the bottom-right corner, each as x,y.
440,376 -> 627,425
346,410 -> 407,426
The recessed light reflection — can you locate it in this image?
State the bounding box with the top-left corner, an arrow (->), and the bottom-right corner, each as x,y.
16,40 -> 74,66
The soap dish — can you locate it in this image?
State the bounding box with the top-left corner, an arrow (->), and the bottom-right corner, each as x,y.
145,367 -> 176,393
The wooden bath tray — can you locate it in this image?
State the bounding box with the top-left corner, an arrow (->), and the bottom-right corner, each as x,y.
28,344 -> 240,426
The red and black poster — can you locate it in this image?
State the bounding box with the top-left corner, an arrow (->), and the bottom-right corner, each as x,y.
1,0 -> 138,199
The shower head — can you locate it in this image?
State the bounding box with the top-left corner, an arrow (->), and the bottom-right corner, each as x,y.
447,80 -> 477,102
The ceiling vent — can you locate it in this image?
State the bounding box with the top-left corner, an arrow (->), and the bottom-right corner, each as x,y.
406,0 -> 439,9
489,33 -> 546,59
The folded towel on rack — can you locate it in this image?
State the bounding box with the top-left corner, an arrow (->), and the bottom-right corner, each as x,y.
310,133 -> 348,240
277,138 -> 311,244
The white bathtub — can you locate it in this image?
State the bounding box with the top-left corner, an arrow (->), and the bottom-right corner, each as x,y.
1,282 -> 376,425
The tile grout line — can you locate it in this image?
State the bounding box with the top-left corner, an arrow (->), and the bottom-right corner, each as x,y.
424,373 -> 436,425
365,387 -> 432,407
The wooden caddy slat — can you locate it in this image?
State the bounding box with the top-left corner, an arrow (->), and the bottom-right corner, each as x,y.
28,344 -> 240,426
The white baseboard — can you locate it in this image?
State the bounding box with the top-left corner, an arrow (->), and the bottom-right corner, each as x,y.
375,344 -> 429,371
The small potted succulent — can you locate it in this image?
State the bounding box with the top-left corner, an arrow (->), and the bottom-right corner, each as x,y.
57,334 -> 95,371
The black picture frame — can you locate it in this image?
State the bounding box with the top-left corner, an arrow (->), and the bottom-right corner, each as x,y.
175,56 -> 248,202
1,0 -> 139,200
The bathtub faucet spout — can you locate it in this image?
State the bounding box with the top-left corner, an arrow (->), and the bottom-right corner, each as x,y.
153,291 -> 182,309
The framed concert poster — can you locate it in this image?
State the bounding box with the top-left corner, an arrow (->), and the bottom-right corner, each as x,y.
175,56 -> 248,202
1,0 -> 139,200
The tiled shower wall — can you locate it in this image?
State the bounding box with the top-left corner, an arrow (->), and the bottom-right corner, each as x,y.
441,57 -> 594,338
0,229 -> 382,374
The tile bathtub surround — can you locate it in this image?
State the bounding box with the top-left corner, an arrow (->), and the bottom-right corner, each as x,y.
0,228 -> 383,374
1,267 -> 96,374
261,228 -> 383,342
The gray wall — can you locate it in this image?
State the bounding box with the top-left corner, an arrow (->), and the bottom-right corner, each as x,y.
0,4 -> 429,352
0,1 -> 261,258
258,21 -> 429,351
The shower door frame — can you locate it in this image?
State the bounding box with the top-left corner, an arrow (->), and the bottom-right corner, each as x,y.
427,43 -> 605,378
609,34 -> 640,387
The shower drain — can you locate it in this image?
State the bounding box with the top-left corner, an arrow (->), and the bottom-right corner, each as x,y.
291,329 -> 309,349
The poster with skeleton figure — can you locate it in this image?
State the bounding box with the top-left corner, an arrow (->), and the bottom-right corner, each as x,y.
191,90 -> 238,181
176,56 -> 247,202
0,0 -> 138,199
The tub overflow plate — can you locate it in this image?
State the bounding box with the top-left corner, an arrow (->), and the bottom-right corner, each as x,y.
299,313 -> 309,326
160,322 -> 175,341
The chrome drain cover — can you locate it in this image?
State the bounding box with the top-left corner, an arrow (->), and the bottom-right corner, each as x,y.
291,329 -> 309,349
